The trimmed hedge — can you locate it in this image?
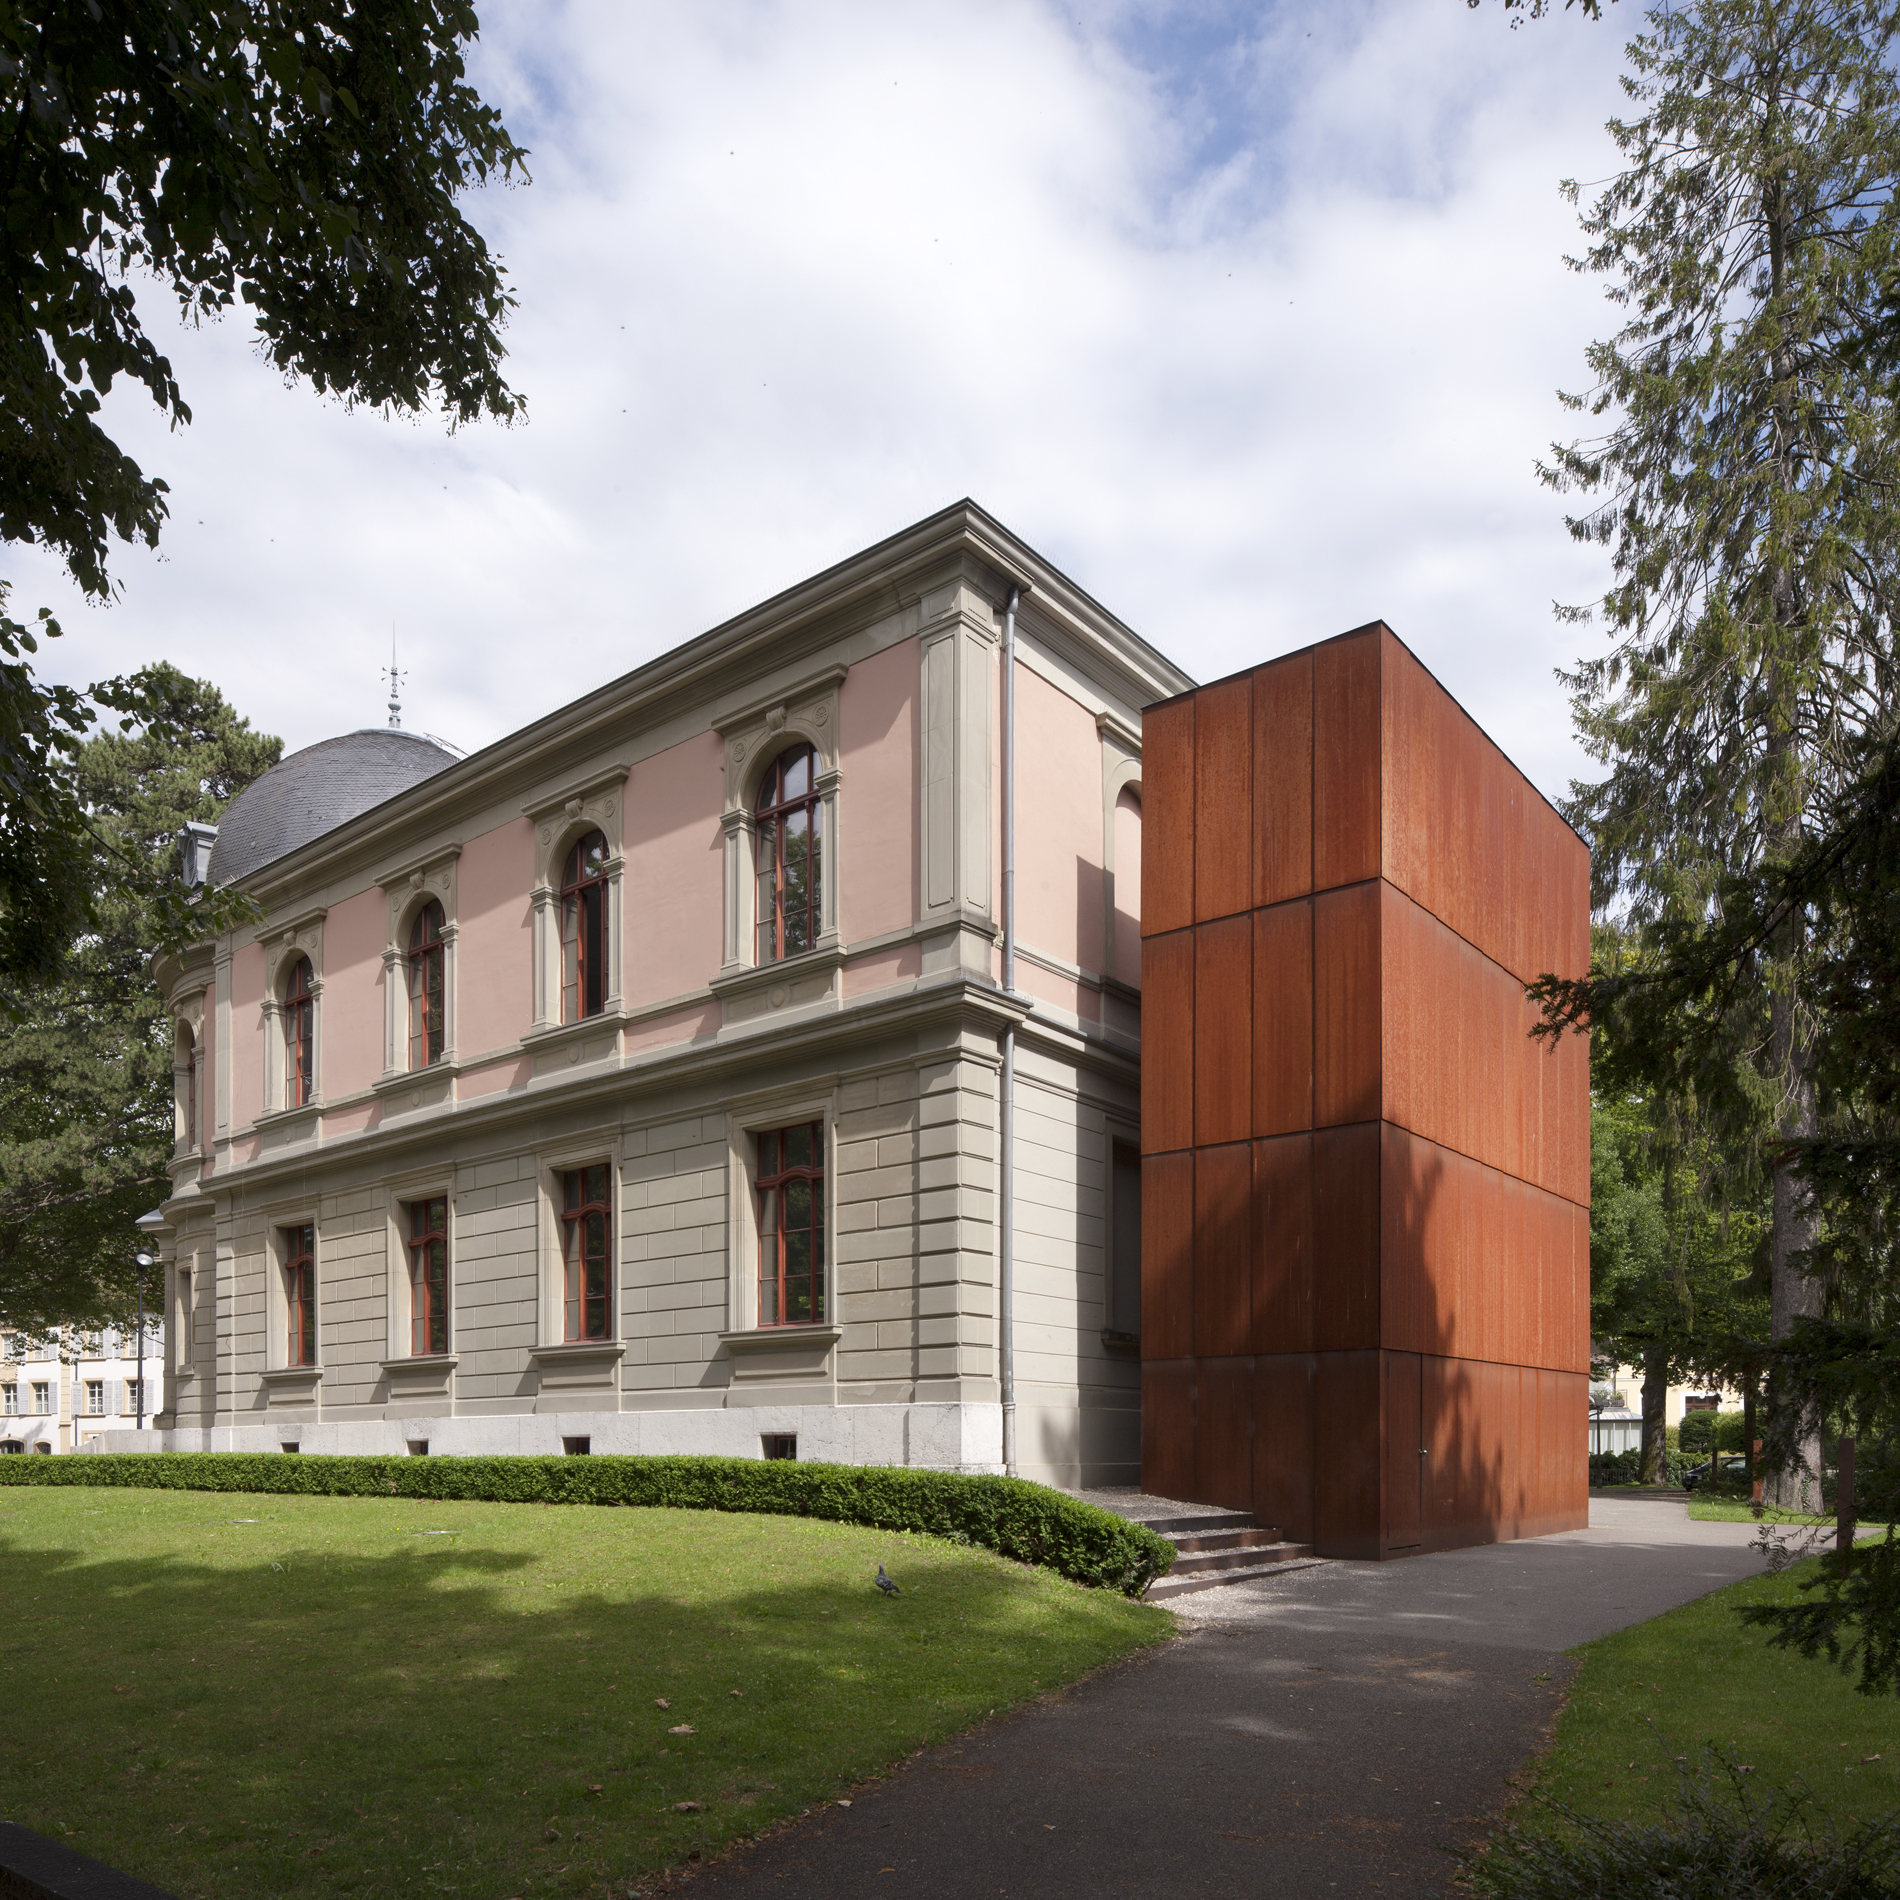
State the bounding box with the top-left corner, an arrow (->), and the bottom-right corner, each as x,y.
0,1453 -> 1175,1597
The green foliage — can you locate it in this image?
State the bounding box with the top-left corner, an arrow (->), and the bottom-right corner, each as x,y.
0,668 -> 279,1332
1469,1756 -> 1900,1898
1744,1531 -> 1900,1697
1538,0 -> 1900,1521
0,0 -> 528,601
1589,1446 -> 1689,1485
0,1453 -> 1178,1596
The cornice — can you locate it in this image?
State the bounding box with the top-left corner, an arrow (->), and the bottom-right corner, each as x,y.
199,974 -> 1033,1199
229,502 -> 1194,906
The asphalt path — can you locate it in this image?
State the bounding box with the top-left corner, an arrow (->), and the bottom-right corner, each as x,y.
675,1496 -> 1767,1900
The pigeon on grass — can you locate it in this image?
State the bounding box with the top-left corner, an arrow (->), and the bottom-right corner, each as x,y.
875,1564 -> 901,1596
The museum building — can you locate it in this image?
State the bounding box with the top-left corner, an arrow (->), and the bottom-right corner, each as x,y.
134,504 -> 1183,1487
119,501 -> 1591,1551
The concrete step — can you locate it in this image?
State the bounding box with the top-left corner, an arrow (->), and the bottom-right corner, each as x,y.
1147,1549 -> 1319,1599
1169,1526 -> 1291,1556
1135,1511 -> 1259,1537
1165,1540 -> 1312,1578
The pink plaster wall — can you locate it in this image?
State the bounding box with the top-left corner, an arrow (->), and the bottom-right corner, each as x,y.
624,732 -> 724,1009
625,1002 -> 719,1055
458,1055 -> 529,1101
321,886 -> 390,1102
1015,959 -> 1098,1023
323,1099 -> 383,1136
456,816 -> 536,1055
228,942 -> 265,1132
1113,785 -> 1142,987
1014,662 -> 1109,976
838,635 -> 918,941
843,941 -> 923,998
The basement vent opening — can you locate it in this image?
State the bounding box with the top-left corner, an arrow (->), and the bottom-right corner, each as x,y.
562,1436 -> 591,1456
407,1440 -> 429,1457
280,1443 -> 301,1454
762,1434 -> 797,1461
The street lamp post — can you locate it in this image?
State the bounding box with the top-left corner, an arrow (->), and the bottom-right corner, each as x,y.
133,1247 -> 156,1431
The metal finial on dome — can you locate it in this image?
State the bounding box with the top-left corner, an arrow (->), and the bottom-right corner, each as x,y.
383,627 -> 405,729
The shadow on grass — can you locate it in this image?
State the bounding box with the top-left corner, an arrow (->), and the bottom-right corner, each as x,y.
0,1504 -> 1159,1900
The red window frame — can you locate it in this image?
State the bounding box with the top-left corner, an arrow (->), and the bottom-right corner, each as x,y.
284,956 -> 315,1107
754,745 -> 821,963
561,1164 -> 612,1342
407,900 -> 447,1068
561,831 -> 609,1023
757,1121 -> 825,1327
284,1224 -> 316,1367
408,1196 -> 449,1357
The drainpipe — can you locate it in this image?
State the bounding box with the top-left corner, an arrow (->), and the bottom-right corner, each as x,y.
1000,586 -> 1020,1481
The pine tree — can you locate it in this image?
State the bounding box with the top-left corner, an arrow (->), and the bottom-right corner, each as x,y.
0,667 -> 279,1335
1552,0 -> 1900,1507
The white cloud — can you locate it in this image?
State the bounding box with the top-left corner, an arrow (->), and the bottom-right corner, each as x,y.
5,0 -> 1634,804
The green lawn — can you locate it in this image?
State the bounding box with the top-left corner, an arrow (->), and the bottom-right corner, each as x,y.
1529,1556 -> 1898,1831
1686,1496 -> 1897,1528
0,1484 -> 1171,1898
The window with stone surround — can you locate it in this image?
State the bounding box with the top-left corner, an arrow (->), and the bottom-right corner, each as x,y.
30,1381 -> 49,1413
561,1164 -> 612,1341
1,1386 -> 15,1416
561,831 -> 609,1022
84,1380 -> 104,1416
753,745 -> 822,964
408,1196 -> 450,1356
407,901 -> 447,1068
756,1121 -> 825,1327
283,957 -> 315,1108
284,1223 -> 317,1367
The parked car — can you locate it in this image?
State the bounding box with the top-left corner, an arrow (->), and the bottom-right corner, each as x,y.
1683,1454 -> 1749,1492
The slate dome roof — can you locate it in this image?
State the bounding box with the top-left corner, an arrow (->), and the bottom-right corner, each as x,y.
207,728 -> 459,884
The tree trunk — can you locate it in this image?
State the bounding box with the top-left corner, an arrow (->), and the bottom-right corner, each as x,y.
1640,1343 -> 1670,1485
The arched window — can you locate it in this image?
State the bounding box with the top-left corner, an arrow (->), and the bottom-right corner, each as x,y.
407,900 -> 446,1068
561,831 -> 608,1023
283,957 -> 314,1108
755,744 -> 821,963
181,1028 -> 198,1151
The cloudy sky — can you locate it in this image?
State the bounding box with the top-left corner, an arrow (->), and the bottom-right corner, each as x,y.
13,0 -> 1638,804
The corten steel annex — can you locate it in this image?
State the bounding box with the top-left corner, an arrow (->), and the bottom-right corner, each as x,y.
108,508 -> 1588,1552
1139,625 -> 1591,1557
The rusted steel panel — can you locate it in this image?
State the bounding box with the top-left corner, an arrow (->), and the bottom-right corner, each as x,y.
1253,899 -> 1314,1135
1194,915 -> 1252,1146
1313,629 -> 1382,891
1142,694 -> 1195,937
1383,1349 -> 1424,1551
1314,881 -> 1380,1126
1141,928 -> 1194,1155
1193,1142 -> 1252,1359
1141,1360 -> 1196,1503
1194,676 -> 1253,924
1314,1350 -> 1382,1558
1252,653 -> 1314,907
1253,1132 -> 1315,1353
1141,1150 -> 1195,1362
1254,1353 -> 1316,1541
1379,1122 -> 1439,1359
1314,1122 -> 1380,1351
1194,1356 -> 1256,1512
